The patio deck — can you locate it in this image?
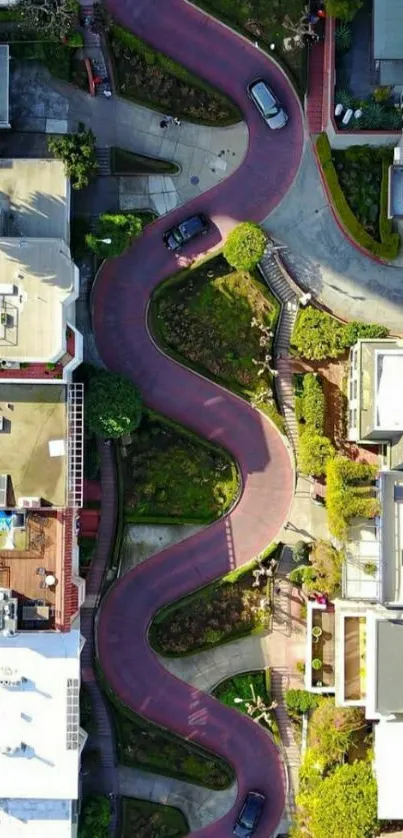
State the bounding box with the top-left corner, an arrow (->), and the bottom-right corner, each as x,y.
312,607 -> 335,687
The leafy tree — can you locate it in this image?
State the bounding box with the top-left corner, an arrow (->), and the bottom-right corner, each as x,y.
309,698 -> 366,765
342,320 -> 388,345
297,760 -> 377,838
298,433 -> 334,476
47,125 -> 98,190
86,213 -> 143,258
292,307 -> 346,360
17,0 -> 79,40
78,795 -> 110,838
223,222 -> 267,271
301,374 -> 325,433
285,689 -> 319,715
289,540 -> 343,598
325,0 -> 363,20
326,457 -> 380,539
86,369 -> 142,438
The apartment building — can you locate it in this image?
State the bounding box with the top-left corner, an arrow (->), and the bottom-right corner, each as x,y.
0,159 -> 85,837
305,338 -> 403,821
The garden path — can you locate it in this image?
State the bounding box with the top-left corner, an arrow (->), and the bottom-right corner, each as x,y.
93,0 -> 304,835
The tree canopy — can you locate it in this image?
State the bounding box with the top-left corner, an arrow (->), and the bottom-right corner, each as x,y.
309,698 -> 366,766
86,213 -> 143,258
223,222 -> 267,271
86,370 -> 142,438
289,539 -> 343,598
17,0 -> 79,40
47,125 -> 98,190
78,795 -> 110,838
326,457 -> 380,539
298,433 -> 334,476
325,0 -> 363,21
292,306 -> 388,361
296,760 -> 377,838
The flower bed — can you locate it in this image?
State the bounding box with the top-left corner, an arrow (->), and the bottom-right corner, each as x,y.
149,544 -> 280,656
150,254 -> 283,431
123,410 -> 240,524
109,24 -> 240,125
316,133 -> 400,261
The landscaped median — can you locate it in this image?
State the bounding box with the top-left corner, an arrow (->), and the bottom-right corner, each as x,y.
149,249 -> 284,432
122,799 -> 189,838
149,543 -> 280,655
315,133 -> 400,261
212,669 -> 281,744
108,23 -> 240,125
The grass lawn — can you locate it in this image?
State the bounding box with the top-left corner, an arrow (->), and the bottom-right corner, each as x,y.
111,147 -> 179,175
100,675 -> 234,789
191,0 -> 307,92
109,24 -> 240,125
123,410 -> 239,524
149,543 -> 280,655
212,669 -> 281,743
122,798 -> 189,838
150,255 -> 284,431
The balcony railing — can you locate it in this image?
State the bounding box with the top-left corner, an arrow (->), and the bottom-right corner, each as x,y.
67,383 -> 84,508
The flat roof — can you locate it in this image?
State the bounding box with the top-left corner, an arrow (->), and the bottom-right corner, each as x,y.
375,350 -> 403,431
0,239 -> 76,363
0,630 -> 80,800
0,383 -> 67,508
375,719 -> 403,819
344,519 -> 380,600
374,0 -> 403,59
0,799 -> 73,838
0,159 -> 67,240
0,46 -> 9,128
379,471 -> 403,604
376,620 -> 403,714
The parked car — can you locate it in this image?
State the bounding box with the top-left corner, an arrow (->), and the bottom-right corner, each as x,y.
163,213 -> 209,250
233,791 -> 265,837
247,79 -> 288,129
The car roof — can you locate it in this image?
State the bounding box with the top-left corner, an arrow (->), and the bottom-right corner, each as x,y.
180,214 -> 204,233
250,80 -> 276,112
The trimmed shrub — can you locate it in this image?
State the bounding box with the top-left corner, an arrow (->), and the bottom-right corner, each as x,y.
326,457 -> 379,539
86,213 -> 143,257
292,306 -> 389,361
86,369 -> 142,438
223,223 -> 267,271
316,133 -> 399,260
299,433 -> 334,476
302,374 -> 325,433
325,0 -> 363,20
285,689 -> 319,714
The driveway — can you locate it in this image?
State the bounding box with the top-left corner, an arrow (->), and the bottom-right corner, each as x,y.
94,1 -> 304,836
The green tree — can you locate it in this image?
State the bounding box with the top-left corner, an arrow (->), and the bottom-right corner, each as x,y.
298,434 -> 334,476
223,222 -> 267,271
309,698 -> 366,766
325,0 -> 363,20
78,796 -> 111,838
86,370 -> 142,438
326,457 -> 380,539
47,125 -> 98,190
298,760 -> 377,838
342,320 -> 388,345
86,213 -> 143,258
17,0 -> 79,39
289,540 -> 343,598
292,307 -> 346,360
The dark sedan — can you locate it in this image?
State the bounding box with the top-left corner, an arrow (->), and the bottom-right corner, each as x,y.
233,791 -> 265,837
163,213 -> 209,250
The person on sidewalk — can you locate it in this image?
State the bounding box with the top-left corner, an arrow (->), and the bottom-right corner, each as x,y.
160,119 -> 168,129
173,117 -> 181,126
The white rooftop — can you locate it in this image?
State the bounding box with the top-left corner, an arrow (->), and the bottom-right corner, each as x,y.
0,799 -> 74,838
375,350 -> 403,431
375,719 -> 403,819
0,630 -> 80,800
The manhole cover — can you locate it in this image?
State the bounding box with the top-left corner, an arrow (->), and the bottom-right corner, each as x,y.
190,175 -> 199,185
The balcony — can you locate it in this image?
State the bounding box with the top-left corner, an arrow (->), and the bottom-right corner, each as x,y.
67,383 -> 84,509
306,602 -> 335,693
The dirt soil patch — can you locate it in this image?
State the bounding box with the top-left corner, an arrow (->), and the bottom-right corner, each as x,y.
123,410 -> 239,523
150,545 -> 279,655
122,798 -> 189,838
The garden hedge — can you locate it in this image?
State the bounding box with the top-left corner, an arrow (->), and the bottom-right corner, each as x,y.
316,133 -> 400,261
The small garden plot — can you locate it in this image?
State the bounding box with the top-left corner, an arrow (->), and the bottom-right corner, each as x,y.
332,146 -> 393,242
149,544 -> 279,655
122,799 -> 189,838
111,147 -> 179,175
212,669 -> 280,743
123,411 -> 239,524
109,25 -> 240,125
150,255 -> 282,427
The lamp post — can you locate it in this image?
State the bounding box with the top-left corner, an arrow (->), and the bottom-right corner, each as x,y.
99,237 -> 112,245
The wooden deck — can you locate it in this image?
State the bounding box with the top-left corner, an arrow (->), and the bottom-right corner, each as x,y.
0,512 -> 64,628
312,607 -> 335,687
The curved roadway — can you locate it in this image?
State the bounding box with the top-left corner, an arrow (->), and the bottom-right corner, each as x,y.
95,1 -> 304,834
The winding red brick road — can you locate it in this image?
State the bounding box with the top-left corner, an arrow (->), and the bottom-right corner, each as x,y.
94,1 -> 304,834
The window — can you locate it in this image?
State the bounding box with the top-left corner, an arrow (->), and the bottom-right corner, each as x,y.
353,380 -> 357,399
348,409 -> 353,428
352,409 -> 357,428
349,381 -> 353,400
354,350 -> 358,370
66,678 -> 79,750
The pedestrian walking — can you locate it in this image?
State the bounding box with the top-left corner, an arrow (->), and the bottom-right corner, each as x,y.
160,119 -> 168,129
173,117 -> 181,126
164,115 -> 174,124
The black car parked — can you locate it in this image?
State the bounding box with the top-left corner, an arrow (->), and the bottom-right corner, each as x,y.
233,791 -> 265,837
163,213 -> 209,250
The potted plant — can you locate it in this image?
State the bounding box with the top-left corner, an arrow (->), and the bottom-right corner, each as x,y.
312,658 -> 322,671
1,311 -> 7,326
312,625 -> 323,639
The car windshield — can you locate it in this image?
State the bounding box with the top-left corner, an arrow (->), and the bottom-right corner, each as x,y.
173,229 -> 184,243
266,105 -> 280,118
240,801 -> 257,829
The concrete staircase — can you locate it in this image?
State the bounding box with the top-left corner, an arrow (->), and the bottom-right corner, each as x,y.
96,147 -> 112,176
271,667 -> 301,830
259,250 -> 299,454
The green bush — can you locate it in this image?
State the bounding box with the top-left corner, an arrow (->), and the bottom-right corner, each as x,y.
223,223 -> 267,271
326,457 -> 379,539
289,540 -> 343,598
285,689 -> 319,714
65,30 -> 83,47
293,540 -> 310,564
316,133 -> 399,260
47,125 -> 98,190
86,369 -> 142,438
299,433 -> 334,476
301,374 -> 325,433
325,0 -> 363,19
78,796 -> 110,838
292,305 -> 389,361
86,213 -> 143,258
